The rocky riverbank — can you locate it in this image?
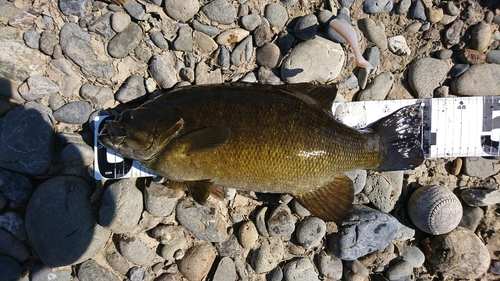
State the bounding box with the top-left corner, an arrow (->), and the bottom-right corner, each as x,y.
0,0 -> 499,280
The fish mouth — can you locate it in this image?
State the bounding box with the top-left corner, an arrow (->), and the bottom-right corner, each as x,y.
98,123 -> 126,147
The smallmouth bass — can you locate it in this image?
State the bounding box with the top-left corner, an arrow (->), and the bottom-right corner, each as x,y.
99,83 -> 424,221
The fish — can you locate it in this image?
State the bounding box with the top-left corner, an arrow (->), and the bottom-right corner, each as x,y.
329,19 -> 374,69
98,83 -> 424,222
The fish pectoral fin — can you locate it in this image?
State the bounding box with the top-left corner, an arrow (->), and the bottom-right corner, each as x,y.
179,126 -> 231,154
294,173 -> 354,222
186,180 -> 215,204
210,185 -> 225,201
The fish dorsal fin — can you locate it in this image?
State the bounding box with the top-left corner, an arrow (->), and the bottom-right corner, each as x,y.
179,126 -> 231,154
283,83 -> 337,112
186,180 -> 213,204
293,173 -> 354,222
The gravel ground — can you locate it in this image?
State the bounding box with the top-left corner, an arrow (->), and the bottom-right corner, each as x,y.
0,0 -> 500,280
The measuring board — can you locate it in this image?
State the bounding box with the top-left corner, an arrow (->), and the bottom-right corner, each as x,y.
93,96 -> 500,180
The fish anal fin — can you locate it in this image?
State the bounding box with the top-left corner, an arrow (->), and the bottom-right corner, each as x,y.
186,180 -> 214,204
294,174 -> 354,222
162,180 -> 187,191
210,185 -> 225,201
180,126 -> 231,154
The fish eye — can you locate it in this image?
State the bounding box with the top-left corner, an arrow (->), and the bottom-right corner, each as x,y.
121,111 -> 133,122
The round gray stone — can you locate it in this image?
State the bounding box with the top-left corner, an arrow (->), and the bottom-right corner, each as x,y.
18,75 -> 59,101
173,25 -> 193,52
451,64 -> 500,96
386,260 -> 413,280
176,198 -> 229,242
256,43 -> 281,68
201,0 -> 237,25
25,176 -> 110,267
363,0 -> 393,14
251,238 -> 283,273
358,17 -> 388,51
265,3 -> 288,28
408,57 -> 448,98
401,246 -> 425,268
241,13 -> 262,31
164,0 -> 199,22
296,217 -> 326,249
294,14 -> 318,41
212,257 -> 237,281
144,182 -> 183,217
99,179 -> 143,234
283,258 -> 319,281
119,234 -> 156,266
115,74 -> 147,103
149,54 -> 178,89
108,22 -> 142,58
463,156 -> 498,178
318,251 -> 343,280
60,22 -> 115,79
53,101 -> 92,124
358,72 -> 394,101
23,28 -> 40,49
111,12 -> 131,33
150,31 -> 169,49
267,203 -> 295,237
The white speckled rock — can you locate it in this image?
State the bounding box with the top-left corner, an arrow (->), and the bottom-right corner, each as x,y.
407,185 -> 462,235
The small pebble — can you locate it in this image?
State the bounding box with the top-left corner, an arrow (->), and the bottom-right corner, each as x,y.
238,220 -> 258,249
201,0 -> 237,25
459,205 -> 483,232
123,0 -> 149,21
256,43 -> 281,68
164,0 -> 199,22
457,48 -> 486,64
363,0 -> 393,14
281,0 -> 299,6
436,49 -> 453,60
216,28 -> 250,45
283,258 -> 319,281
486,50 -> 500,64
151,31 -> 170,49
53,101 -> 92,124
463,157 -> 499,178
23,28 -> 40,49
108,22 -> 142,58
444,1 -> 459,16
386,261 -> 413,281
451,64 -> 500,96
265,3 -> 288,28
267,203 -> 295,237
267,267 -> 283,281
149,54 -> 178,89
252,238 -> 283,273
427,7 -> 444,23
408,57 -> 448,98
318,251 -> 343,280
0,170 -> 34,208
129,267 -> 148,281
434,85 -> 449,98
218,46 -> 230,69
119,234 -> 157,266
231,36 -> 253,66
358,17 -> 388,51
396,0 -> 411,14
405,22 -> 421,33
294,14 -> 318,41
401,246 -> 425,268
409,0 -> 426,21
490,260 -> 500,275
461,188 -> 500,206
241,13 -> 262,31
212,257 -> 237,281
178,243 -> 216,281
173,25 -> 193,52
115,74 -> 147,103
0,211 -> 27,241
470,22 -> 492,52
445,19 -> 464,47
344,259 -> 369,281
253,25 -> 272,47
296,217 -> 326,249
216,235 -> 243,257
255,206 -> 269,237
78,259 -> 116,281
449,64 -> 470,78
111,12 -> 131,33
192,20 -> 219,37
358,72 -> 394,101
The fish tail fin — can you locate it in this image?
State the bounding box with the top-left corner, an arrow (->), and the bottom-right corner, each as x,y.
370,104 -> 424,171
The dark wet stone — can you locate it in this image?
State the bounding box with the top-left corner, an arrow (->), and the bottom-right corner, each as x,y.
0,228 -> 30,262
0,170 -> 34,208
0,102 -> 54,176
0,255 -> 22,281
25,176 -> 110,267
31,262 -> 72,281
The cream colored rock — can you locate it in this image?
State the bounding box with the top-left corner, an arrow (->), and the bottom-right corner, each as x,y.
216,28 -> 250,45
238,220 -> 259,249
178,243 -> 216,281
407,185 -> 462,235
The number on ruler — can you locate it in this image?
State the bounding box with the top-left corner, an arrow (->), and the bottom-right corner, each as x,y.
457,101 -> 466,110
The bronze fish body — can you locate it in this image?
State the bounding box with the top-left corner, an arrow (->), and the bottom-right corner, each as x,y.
99,83 -> 424,221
